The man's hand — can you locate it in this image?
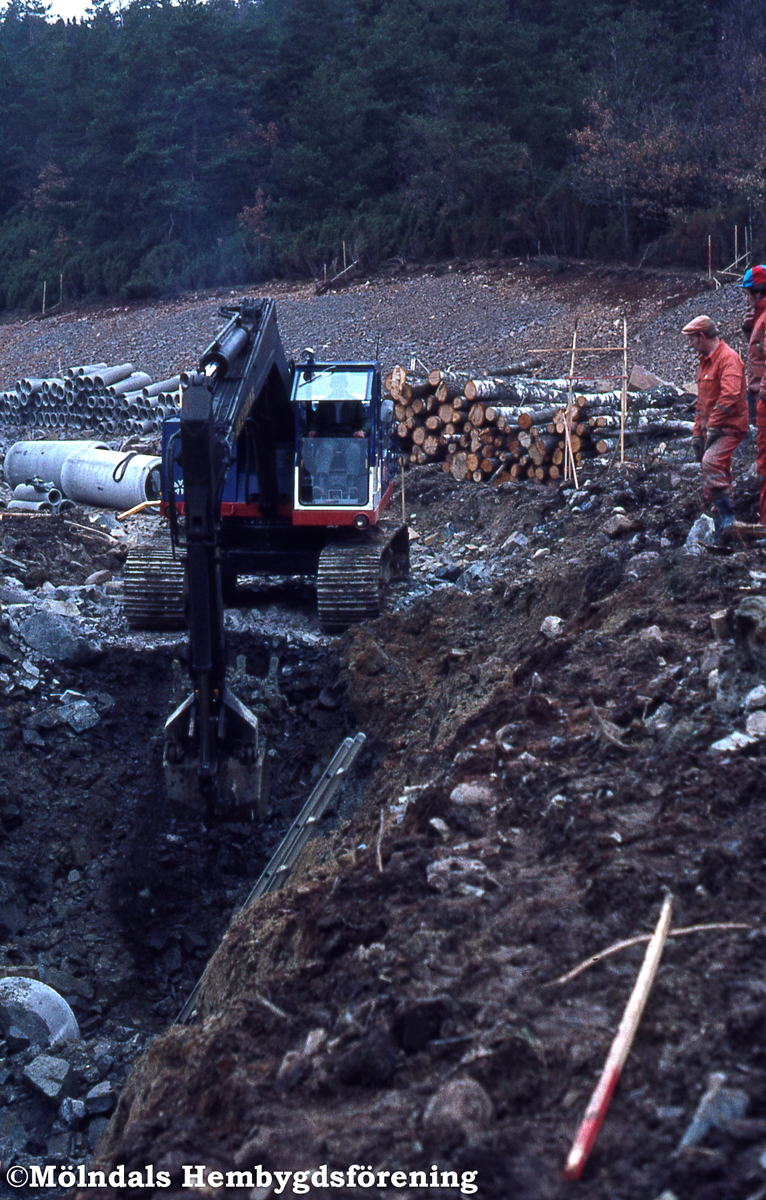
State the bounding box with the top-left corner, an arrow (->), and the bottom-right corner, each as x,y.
692,436 -> 704,462
704,428 -> 723,453
353,430 -> 365,438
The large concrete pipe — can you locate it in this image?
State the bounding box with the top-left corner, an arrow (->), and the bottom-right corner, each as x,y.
92,364 -> 134,388
108,372 -> 152,397
60,447 -> 162,509
144,376 -> 181,398
4,441 -> 108,490
64,362 -> 107,378
18,378 -> 47,396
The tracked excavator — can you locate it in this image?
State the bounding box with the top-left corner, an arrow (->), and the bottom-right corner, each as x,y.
123,298 -> 408,818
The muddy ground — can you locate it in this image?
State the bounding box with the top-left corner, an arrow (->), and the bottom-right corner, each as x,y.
0,263 -> 765,1200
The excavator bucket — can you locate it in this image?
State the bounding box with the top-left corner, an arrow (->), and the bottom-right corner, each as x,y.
163,687 -> 269,820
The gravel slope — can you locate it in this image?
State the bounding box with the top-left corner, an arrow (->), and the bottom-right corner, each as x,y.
0,262 -> 752,396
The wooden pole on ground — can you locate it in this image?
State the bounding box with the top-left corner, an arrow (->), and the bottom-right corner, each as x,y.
563,894 -> 673,1182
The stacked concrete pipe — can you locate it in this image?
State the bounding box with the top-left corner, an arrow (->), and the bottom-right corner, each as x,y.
0,363 -> 181,436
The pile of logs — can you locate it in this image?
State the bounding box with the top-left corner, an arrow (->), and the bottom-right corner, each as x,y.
385,365 -> 694,484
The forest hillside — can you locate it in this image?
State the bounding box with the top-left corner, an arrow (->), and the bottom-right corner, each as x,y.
0,0 -> 764,309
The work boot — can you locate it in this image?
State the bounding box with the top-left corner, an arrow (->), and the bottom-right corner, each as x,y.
711,490 -> 736,543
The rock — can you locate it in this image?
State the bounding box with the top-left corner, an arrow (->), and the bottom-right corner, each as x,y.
456,562 -> 492,591
645,702 -> 674,734
449,781 -> 495,807
701,643 -> 724,673
22,727 -> 46,748
684,514 -> 716,555
303,1028 -> 327,1057
23,1054 -> 73,1103
40,967 -> 94,1004
426,856 -> 489,894
423,1076 -> 494,1150
745,711 -> 766,738
17,610 -> 81,662
56,698 -> 100,733
0,977 -> 80,1047
639,625 -> 664,647
734,597 -> 766,658
84,570 -> 111,586
501,530 -> 529,550
47,1131 -> 71,1160
84,1080 -> 117,1116
59,1096 -> 86,1128
0,1108 -> 29,1161
710,731 -> 757,753
629,365 -> 668,391
429,817 -> 451,839
540,615 -> 565,639
745,684 -> 766,710
5,1025 -> 30,1052
602,513 -> 635,538
626,551 -> 661,578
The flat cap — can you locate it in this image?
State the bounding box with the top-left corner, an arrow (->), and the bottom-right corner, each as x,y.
682,314 -> 719,337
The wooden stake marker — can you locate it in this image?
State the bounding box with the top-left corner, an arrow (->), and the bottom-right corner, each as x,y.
563,894 -> 673,1182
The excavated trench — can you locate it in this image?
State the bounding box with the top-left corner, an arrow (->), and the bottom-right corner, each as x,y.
0,575 -> 362,1184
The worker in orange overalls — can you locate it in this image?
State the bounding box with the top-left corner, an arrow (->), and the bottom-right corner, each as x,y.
743,266 -> 766,526
683,314 -> 748,540
741,265 -> 766,426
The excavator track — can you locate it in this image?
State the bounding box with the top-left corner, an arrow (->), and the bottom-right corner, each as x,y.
317,544 -> 384,633
124,544 -> 186,630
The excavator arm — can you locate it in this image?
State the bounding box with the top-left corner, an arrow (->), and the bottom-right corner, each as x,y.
163,300 -> 291,818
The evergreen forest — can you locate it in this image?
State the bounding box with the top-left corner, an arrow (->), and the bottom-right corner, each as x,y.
0,0 -> 764,309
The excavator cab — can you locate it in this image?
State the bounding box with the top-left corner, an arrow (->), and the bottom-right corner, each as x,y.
296,365 -> 372,505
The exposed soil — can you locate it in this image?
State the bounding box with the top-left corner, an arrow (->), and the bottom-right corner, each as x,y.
0,262 -> 765,1200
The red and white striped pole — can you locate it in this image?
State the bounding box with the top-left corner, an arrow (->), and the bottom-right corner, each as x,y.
563,894 -> 673,1182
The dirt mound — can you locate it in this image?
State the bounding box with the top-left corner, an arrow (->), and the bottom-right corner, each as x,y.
74,460 -> 766,1200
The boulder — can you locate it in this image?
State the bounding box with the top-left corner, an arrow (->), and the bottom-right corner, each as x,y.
602,513 -> 636,538
84,1080 -> 117,1116
23,1054 -> 73,1103
540,615 -> 565,639
423,1077 -> 494,1149
449,782 -> 495,807
17,610 -> 81,662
